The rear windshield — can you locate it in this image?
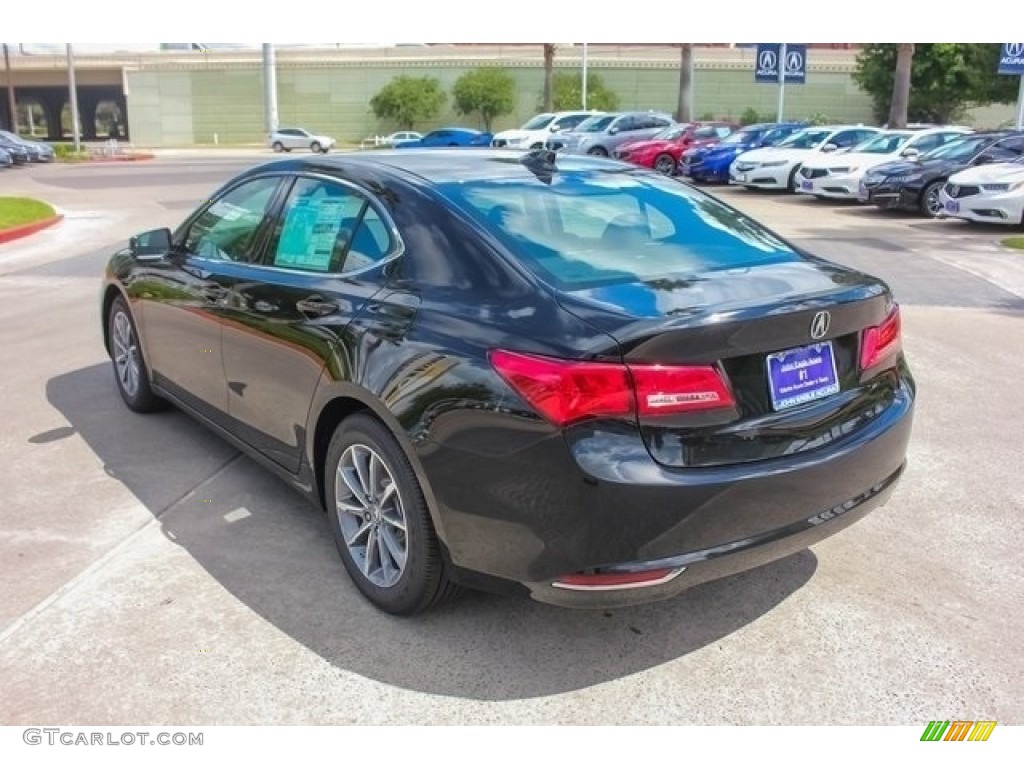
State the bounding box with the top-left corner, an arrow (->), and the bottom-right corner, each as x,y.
436,169 -> 800,290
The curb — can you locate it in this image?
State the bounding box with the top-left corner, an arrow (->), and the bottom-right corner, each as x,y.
0,214 -> 64,244
58,153 -> 156,164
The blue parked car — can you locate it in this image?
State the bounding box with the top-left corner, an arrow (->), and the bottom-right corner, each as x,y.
393,127 -> 493,148
680,122 -> 807,182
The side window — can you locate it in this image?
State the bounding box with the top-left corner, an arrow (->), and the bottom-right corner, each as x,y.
615,116 -> 637,132
996,137 -> 1024,154
267,177 -> 393,274
183,177 -> 280,262
830,131 -> 859,148
911,133 -> 943,153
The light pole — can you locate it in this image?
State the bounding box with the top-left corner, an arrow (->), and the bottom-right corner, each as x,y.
66,43 -> 81,152
581,43 -> 588,110
3,44 -> 15,133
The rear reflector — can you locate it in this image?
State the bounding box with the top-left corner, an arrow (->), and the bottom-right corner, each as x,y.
489,350 -> 735,427
552,567 -> 686,591
860,305 -> 902,371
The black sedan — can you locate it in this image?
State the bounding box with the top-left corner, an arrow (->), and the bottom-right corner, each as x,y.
860,131 -> 1024,217
101,149 -> 915,615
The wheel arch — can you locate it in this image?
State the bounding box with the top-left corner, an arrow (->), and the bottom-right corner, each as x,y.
307,387 -> 452,548
101,283 -> 128,355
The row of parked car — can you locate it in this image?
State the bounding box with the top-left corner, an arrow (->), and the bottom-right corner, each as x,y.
0,131 -> 55,167
713,124 -> 1024,227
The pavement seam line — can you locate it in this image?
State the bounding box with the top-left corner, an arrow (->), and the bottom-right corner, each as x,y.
0,452 -> 243,647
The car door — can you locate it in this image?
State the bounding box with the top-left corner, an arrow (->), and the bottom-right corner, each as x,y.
216,174 -> 397,471
137,175 -> 286,423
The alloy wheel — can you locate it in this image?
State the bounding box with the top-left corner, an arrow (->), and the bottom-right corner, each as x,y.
111,310 -> 140,398
335,444 -> 409,588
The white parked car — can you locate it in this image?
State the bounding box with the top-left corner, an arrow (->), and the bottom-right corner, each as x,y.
491,111 -> 600,149
729,125 -> 881,191
796,127 -> 971,200
938,156 -> 1024,226
269,127 -> 336,153
382,131 -> 422,146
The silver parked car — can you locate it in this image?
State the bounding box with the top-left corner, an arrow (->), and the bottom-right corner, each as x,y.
547,111 -> 676,156
0,131 -> 55,162
268,127 -> 336,153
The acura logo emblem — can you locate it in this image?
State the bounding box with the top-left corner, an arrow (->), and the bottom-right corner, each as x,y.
1006,43 -> 1024,57
810,311 -> 831,340
758,50 -> 777,70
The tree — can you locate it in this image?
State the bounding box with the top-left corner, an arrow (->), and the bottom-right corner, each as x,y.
551,71 -> 619,112
887,44 -> 915,128
676,44 -> 693,123
369,75 -> 446,130
542,44 -> 556,112
854,44 -> 1019,124
452,67 -> 516,132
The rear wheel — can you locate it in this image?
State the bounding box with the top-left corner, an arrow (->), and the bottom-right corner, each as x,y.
587,146 -> 608,157
271,141 -> 284,152
654,153 -> 676,175
919,180 -> 944,217
108,295 -> 165,413
325,413 -> 456,615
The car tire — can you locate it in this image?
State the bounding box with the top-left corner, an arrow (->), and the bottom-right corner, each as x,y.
587,146 -> 609,157
272,141 -> 284,153
919,180 -> 944,218
310,141 -> 322,153
107,295 -> 165,413
325,413 -> 457,615
787,165 -> 802,193
654,153 -> 676,175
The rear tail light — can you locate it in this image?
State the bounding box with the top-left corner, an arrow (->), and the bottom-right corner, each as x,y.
860,305 -> 902,371
488,349 -> 735,427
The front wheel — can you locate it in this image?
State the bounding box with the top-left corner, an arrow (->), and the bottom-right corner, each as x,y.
271,141 -> 284,153
587,146 -> 608,157
108,295 -> 165,413
920,180 -> 944,218
787,165 -> 802,193
310,141 -> 322,153
654,153 -> 676,175
326,414 -> 456,615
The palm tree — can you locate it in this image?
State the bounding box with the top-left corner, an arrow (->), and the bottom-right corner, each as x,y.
542,44 -> 556,112
888,44 -> 914,128
676,44 -> 694,123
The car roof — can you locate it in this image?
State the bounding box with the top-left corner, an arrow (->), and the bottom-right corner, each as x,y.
254,149 -> 635,185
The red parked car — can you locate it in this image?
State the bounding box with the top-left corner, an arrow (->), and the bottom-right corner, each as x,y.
613,122 -> 739,175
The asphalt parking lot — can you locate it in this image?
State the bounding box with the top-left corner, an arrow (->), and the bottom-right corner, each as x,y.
0,151 -> 1021,725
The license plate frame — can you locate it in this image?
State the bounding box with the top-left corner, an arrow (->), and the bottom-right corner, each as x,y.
800,180 -> 813,191
765,341 -> 840,411
945,199 -> 960,214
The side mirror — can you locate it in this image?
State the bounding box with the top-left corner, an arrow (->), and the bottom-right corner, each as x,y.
821,143 -> 839,153
608,127 -> 619,136
129,227 -> 172,259
974,153 -> 1001,166
900,147 -> 920,160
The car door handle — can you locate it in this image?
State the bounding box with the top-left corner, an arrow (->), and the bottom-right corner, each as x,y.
296,296 -> 338,317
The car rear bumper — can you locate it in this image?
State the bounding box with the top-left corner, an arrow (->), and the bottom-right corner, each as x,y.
422,369 -> 915,608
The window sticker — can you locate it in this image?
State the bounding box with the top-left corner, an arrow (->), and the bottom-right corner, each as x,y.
276,196 -> 354,272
